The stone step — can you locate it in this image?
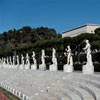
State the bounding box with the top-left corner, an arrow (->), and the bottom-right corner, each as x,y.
54,91 -> 71,100
63,89 -> 81,100
70,78 -> 100,100
48,81 -> 81,100
39,91 -> 61,100
73,73 -> 100,82
31,92 -> 58,100
70,87 -> 94,100
74,77 -> 100,89
81,84 -> 100,100
47,97 -> 60,100
45,89 -> 70,100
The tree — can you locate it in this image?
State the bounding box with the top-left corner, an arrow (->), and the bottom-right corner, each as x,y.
95,28 -> 100,35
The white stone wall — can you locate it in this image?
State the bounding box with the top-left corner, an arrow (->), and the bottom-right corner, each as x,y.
87,25 -> 100,33
62,25 -> 100,38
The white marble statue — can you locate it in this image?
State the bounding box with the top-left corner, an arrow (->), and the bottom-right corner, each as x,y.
26,53 -> 30,64
13,56 -> 15,67
19,54 -> 24,69
0,59 -> 2,68
63,45 -> 73,72
52,48 -> 57,65
13,56 -> 17,69
16,55 -> 19,69
49,48 -> 58,71
83,40 -> 93,66
6,57 -> 10,68
31,51 -> 37,70
17,55 -> 19,65
25,53 -> 30,69
9,56 -> 12,68
39,49 -> 46,70
66,45 -> 73,66
7,57 -> 9,65
82,39 -> 94,74
3,58 -> 6,68
21,54 -> 24,65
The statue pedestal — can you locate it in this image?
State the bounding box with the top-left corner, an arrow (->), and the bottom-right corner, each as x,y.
82,64 -> 94,74
31,64 -> 37,70
63,64 -> 73,72
39,64 -> 46,70
19,64 -> 24,69
12,65 -> 15,68
9,65 -> 12,68
16,65 -> 19,69
49,64 -> 57,71
14,65 -> 18,69
25,64 -> 30,69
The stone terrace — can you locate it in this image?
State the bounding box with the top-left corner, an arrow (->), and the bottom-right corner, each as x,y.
0,68 -> 100,100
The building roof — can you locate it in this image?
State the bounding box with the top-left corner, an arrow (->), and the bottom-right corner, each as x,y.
62,24 -> 100,34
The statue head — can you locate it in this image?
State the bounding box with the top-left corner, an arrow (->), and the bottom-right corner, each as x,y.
85,39 -> 89,44
67,45 -> 70,49
53,48 -> 56,52
42,49 -> 45,56
32,51 -> 35,57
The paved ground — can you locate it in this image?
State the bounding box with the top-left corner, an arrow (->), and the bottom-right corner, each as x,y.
0,68 -> 100,100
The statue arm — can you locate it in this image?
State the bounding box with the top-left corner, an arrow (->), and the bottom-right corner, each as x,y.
83,44 -> 88,50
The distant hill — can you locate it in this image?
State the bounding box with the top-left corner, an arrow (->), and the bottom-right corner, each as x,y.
0,26 -> 61,57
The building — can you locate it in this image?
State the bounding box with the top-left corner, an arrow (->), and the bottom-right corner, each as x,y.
62,24 -> 100,38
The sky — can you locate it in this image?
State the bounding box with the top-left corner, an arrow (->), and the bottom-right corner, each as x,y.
0,0 -> 100,34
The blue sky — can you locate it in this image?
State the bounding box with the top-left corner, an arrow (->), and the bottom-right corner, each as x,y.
0,0 -> 100,34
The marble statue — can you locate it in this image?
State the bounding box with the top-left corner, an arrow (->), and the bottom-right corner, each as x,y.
39,49 -> 46,70
12,56 -> 15,68
0,58 -> 2,68
66,45 -> 73,66
49,48 -> 58,71
7,57 -> 9,65
3,58 -> 6,68
9,56 -> 12,68
13,56 -> 18,69
31,51 -> 37,70
6,57 -> 9,68
16,55 -> 19,69
25,53 -> 30,69
17,55 -> 19,65
82,39 -> 94,74
0,58 -> 3,68
19,54 -> 24,69
83,40 -> 93,66
63,45 -> 73,72
21,54 -> 24,65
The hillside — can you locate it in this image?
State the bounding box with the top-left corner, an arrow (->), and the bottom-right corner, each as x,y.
0,26 -> 61,57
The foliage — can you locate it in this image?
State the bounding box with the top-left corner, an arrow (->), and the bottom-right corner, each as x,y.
95,27 -> 100,35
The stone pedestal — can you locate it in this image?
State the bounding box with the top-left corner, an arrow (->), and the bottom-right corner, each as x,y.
49,64 -> 57,71
19,64 -> 24,69
25,64 -> 30,69
31,64 -> 37,70
16,64 -> 19,69
39,64 -> 46,70
82,64 -> 94,74
9,65 -> 12,68
14,65 -> 18,69
63,64 -> 73,72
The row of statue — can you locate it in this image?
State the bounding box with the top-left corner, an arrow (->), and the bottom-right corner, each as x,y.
0,40 -> 94,74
